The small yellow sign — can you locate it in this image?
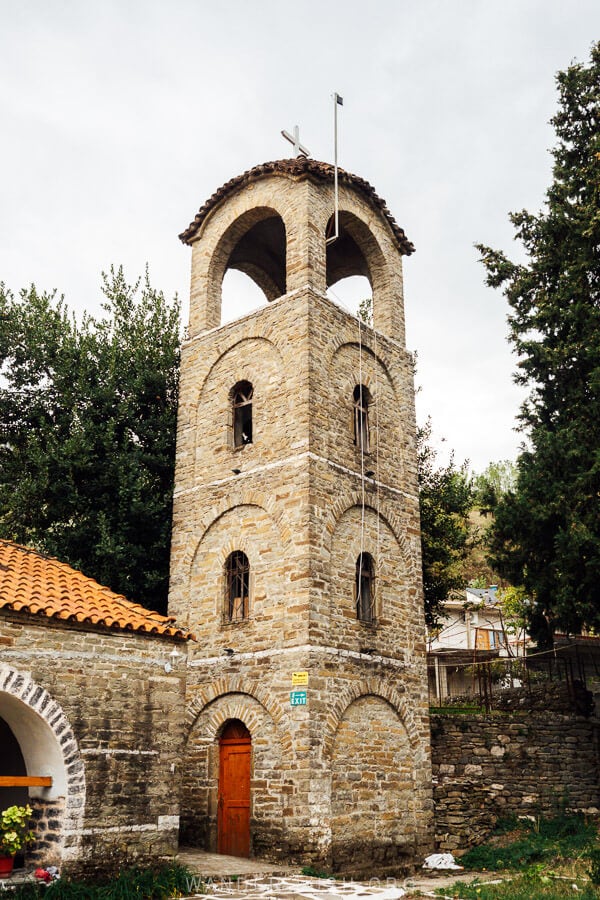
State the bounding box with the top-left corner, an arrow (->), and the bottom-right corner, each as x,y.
292,671 -> 309,686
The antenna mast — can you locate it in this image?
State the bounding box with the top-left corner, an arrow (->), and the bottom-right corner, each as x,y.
326,92 -> 343,245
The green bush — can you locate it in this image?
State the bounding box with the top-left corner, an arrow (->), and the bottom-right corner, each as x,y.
9,863 -> 197,900
300,865 -> 336,879
589,848 -> 600,885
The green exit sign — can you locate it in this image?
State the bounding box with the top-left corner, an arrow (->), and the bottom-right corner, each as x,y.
290,690 -> 307,706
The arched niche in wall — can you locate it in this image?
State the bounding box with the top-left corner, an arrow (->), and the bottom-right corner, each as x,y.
208,209 -> 286,327
0,692 -> 68,802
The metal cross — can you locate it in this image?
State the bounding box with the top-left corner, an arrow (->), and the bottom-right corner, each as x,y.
281,125 -> 310,158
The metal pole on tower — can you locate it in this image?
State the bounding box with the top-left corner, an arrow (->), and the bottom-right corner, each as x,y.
327,92 -> 343,245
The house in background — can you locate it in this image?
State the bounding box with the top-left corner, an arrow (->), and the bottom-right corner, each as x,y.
428,586 -> 528,702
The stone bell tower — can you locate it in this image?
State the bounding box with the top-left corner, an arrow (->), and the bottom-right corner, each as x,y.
169,157 -> 433,875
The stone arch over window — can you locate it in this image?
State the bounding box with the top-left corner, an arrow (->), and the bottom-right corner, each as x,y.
325,210 -> 399,339
224,550 -> 250,622
325,499 -> 417,646
206,208 -> 286,328
353,383 -> 371,452
183,500 -> 289,635
355,552 -> 375,623
230,380 -> 253,447
0,665 -> 85,866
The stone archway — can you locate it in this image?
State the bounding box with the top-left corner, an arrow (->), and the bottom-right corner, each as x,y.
182,690 -> 285,856
0,665 -> 85,866
217,719 -> 252,857
330,694 -> 415,874
0,716 -> 28,810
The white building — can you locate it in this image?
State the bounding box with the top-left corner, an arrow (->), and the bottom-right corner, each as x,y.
428,587 -> 528,702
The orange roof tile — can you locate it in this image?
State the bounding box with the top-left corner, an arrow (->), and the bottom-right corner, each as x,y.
0,540 -> 192,641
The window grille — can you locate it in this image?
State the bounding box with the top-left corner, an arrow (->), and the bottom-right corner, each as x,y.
225,551 -> 250,621
232,381 -> 253,447
356,552 -> 375,623
353,384 -> 370,452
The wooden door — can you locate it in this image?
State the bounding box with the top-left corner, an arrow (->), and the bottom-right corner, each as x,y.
218,720 -> 251,857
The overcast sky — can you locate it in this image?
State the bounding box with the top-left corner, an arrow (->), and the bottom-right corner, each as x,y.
1,1 -> 598,472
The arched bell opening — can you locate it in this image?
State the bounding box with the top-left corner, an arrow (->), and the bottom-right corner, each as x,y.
210,210 -> 287,327
221,270 -> 270,325
227,216 -> 286,299
326,275 -> 373,320
326,214 -> 372,286
325,212 -> 390,332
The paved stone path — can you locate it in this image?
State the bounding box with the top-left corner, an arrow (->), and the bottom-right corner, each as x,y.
205,874 -> 409,899
177,849 -> 498,899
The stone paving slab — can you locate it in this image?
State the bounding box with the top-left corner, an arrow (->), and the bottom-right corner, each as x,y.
184,874 -> 410,900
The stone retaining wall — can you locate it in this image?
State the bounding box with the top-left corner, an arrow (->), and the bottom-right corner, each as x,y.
431,701 -> 600,851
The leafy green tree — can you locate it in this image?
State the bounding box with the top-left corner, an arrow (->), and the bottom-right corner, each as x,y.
476,43 -> 600,645
357,296 -> 373,326
417,420 -> 474,627
472,459 -> 518,514
0,267 -> 180,613
497,585 -> 530,641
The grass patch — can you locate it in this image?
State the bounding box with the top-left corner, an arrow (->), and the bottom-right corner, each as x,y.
433,815 -> 600,899
300,865 -> 335,879
7,862 -> 198,899
460,814 -> 597,872
436,870 -> 600,899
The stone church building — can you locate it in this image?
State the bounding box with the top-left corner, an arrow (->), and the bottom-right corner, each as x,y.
0,157 -> 433,877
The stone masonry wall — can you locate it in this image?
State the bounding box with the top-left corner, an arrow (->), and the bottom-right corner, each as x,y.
182,647 -> 432,877
0,611 -> 186,876
431,704 -> 600,852
171,288 -> 432,874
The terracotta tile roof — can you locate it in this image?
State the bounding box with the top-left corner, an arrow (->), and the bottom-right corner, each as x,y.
0,540 -> 192,641
179,157 -> 415,255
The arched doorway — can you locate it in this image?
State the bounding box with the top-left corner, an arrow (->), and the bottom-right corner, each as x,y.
217,720 -> 251,857
0,667 -> 86,868
0,716 -> 28,810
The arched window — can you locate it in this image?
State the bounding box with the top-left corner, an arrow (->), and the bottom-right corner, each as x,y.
353,384 -> 370,452
232,381 -> 253,447
225,551 -> 250,621
356,553 -> 375,623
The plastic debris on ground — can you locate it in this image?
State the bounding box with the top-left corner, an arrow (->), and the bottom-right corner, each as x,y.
422,852 -> 464,871
34,866 -> 60,882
